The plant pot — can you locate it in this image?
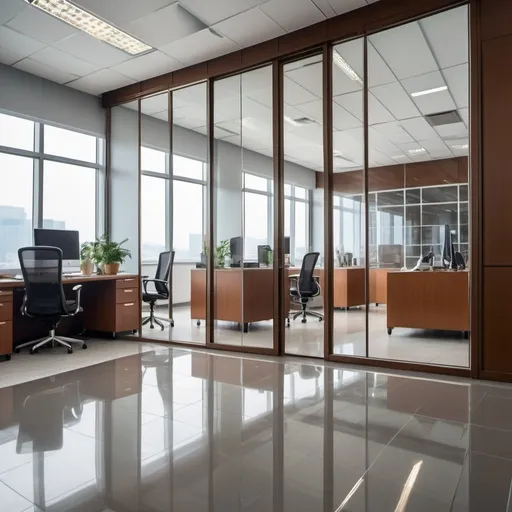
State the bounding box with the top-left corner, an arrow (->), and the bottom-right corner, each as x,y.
103,263 -> 120,275
80,259 -> 94,276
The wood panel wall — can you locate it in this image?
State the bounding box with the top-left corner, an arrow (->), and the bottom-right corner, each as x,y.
315,157 -> 468,193
480,0 -> 512,378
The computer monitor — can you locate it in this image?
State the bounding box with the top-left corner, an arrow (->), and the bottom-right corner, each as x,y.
230,236 -> 243,267
34,229 -> 80,268
284,236 -> 290,255
442,224 -> 456,269
257,245 -> 271,266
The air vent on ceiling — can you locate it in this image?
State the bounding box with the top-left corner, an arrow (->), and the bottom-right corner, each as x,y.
425,110 -> 463,127
293,117 -> 317,126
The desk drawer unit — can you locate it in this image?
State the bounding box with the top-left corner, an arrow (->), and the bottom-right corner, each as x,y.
116,302 -> 140,332
116,287 -> 139,304
117,277 -> 139,289
0,320 -> 12,359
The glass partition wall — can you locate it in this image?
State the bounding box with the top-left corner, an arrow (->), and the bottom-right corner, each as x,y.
112,4 -> 470,372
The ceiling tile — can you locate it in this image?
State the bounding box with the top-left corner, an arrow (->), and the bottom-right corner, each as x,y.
400,117 -> 439,141
140,93 -> 170,115
443,64 -> 468,109
434,122 -> 468,139
54,33 -> 133,68
7,6 -> 77,44
333,103 -> 363,130
213,8 -> 286,47
14,57 -> 79,84
160,29 -> 238,66
0,0 -> 26,25
125,4 -> 206,49
285,63 -> 323,97
0,47 -> 26,66
370,82 -> 420,121
372,121 -> 414,145
261,0 -> 326,32
369,21 -> 438,80
110,51 -> 181,81
420,5 -> 468,70
459,108 -> 469,127
67,69 -> 136,95
73,0 -> 176,26
180,0 -> 270,25
419,139 -> 452,158
402,71 -> 456,115
310,0 -> 337,17
29,47 -> 98,77
0,26 -> 45,63
367,42 -> 396,87
326,0 -> 367,15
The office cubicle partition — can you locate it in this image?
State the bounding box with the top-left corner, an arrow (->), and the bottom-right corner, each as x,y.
106,2 -> 474,377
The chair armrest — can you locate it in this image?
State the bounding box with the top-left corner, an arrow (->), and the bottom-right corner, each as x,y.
142,278 -> 168,295
71,284 -> 82,315
288,274 -> 300,279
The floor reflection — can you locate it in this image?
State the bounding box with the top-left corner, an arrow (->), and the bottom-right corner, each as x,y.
0,347 -> 510,511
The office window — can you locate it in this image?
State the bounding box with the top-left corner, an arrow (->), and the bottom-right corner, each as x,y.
0,113 -> 34,151
173,180 -> 204,261
44,125 -> 97,163
174,155 -> 203,180
142,147 -> 166,174
244,173 -> 268,192
244,192 -> 269,260
0,154 -> 34,268
141,175 -> 167,262
43,161 -> 96,243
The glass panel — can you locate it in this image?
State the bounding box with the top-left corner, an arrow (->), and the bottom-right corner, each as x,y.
0,113 -> 34,151
244,173 -> 268,192
173,154 -> 203,180
284,184 -> 292,197
43,161 -> 96,245
44,125 -> 97,163
284,52 -> 323,357
0,154 -> 33,269
332,38 -> 366,358
140,92 -> 171,341
214,65 -> 274,349
367,5 -> 470,368
141,174 -> 166,261
141,146 -> 166,174
172,83 -> 207,346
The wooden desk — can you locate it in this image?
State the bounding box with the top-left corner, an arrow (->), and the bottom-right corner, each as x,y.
191,268 -> 274,331
387,271 -> 469,334
370,268 -> 390,305
0,273 -> 140,360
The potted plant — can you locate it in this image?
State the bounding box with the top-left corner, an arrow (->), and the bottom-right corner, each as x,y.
95,235 -> 132,275
215,239 -> 231,268
80,241 -> 96,276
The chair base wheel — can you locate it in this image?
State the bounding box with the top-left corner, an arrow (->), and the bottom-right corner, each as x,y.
387,328 -> 393,335
319,317 -> 323,322
5,354 -> 11,361
196,320 -> 201,326
301,318 -> 307,324
67,348 -> 73,354
171,321 -> 175,327
82,344 -> 88,350
150,325 -> 154,329
15,348 -> 20,354
30,348 -> 38,354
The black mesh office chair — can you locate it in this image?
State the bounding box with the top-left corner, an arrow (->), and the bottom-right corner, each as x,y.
15,247 -> 87,355
287,252 -> 323,325
142,251 -> 174,330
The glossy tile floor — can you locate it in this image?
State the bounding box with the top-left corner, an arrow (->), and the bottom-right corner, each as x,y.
141,304 -> 469,367
0,344 -> 511,511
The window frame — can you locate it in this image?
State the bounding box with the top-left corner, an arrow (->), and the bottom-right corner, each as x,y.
0,111 -> 105,271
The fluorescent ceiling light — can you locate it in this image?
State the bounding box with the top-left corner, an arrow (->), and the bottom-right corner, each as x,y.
333,51 -> 363,85
25,0 -> 153,55
395,461 -> 423,512
392,155 -> 407,159
411,86 -> 448,97
284,115 -> 300,127
451,143 -> 469,149
408,148 -> 426,155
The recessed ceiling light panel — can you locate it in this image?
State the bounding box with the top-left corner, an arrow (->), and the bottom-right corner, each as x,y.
333,51 -> 363,85
411,86 -> 448,97
408,148 -> 426,155
25,0 -> 153,55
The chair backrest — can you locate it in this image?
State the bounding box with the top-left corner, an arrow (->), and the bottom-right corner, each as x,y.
298,252 -> 320,294
18,246 -> 66,317
454,251 -> 466,270
154,251 -> 174,295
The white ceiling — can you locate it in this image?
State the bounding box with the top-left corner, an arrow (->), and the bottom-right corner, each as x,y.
135,6 -> 468,172
0,0 -> 379,95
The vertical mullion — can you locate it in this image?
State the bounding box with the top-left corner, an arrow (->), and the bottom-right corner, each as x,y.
363,37 -> 370,359
273,59 -> 284,356
206,78 -> 215,346
34,122 -> 44,230
168,91 -> 174,324
137,98 -> 142,335
322,43 -> 334,360
105,107 -> 111,236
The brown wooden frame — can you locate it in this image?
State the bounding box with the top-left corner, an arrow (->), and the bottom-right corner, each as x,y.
110,0 -> 478,380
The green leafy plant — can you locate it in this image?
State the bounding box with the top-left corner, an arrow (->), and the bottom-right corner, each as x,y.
94,235 -> 132,265
215,239 -> 231,268
80,240 -> 100,263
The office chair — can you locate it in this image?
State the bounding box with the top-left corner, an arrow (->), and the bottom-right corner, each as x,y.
287,251 -> 323,325
142,250 -> 174,330
15,247 -> 87,355
454,251 -> 466,270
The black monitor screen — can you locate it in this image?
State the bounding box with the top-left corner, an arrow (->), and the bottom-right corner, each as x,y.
230,236 -> 243,265
34,229 -> 80,260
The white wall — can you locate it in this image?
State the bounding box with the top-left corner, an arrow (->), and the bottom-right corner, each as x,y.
0,64 -> 105,136
141,262 -> 194,304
